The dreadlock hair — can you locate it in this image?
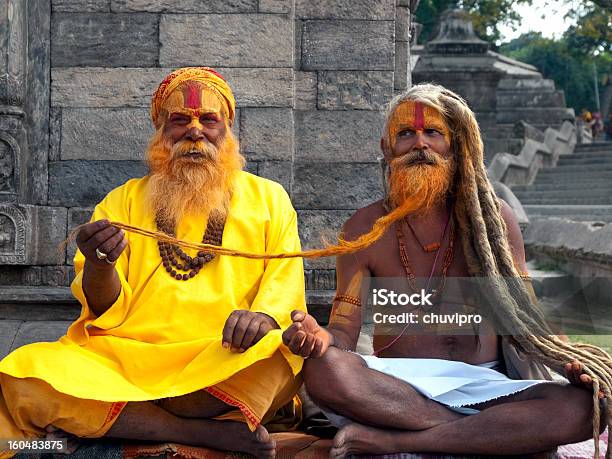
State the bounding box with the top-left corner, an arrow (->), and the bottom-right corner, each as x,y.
400,84 -> 612,457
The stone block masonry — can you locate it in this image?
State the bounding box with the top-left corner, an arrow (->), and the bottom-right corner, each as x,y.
1,1 -> 414,304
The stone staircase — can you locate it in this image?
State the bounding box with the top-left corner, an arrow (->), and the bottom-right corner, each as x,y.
511,142 -> 612,221
482,77 -> 575,161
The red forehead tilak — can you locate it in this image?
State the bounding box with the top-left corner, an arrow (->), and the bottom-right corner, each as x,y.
414,102 -> 425,130
182,83 -> 202,110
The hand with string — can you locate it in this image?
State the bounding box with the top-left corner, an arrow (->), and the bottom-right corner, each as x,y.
282,311 -> 333,358
564,359 -> 605,398
76,219 -> 127,268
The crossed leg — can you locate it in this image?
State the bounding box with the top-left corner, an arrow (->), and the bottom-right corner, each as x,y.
106,397 -> 276,459
1,374 -> 276,459
304,348 -> 597,458
304,347 -> 463,431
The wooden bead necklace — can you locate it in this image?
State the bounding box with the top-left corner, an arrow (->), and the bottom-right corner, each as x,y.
156,215 -> 225,281
373,210 -> 455,356
405,217 -> 441,252
395,210 -> 455,300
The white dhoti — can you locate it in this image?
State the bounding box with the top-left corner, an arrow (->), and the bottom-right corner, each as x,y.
324,356 -> 546,426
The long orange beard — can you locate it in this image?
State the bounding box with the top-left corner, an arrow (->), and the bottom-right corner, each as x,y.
146,129 -> 245,227
388,149 -> 455,213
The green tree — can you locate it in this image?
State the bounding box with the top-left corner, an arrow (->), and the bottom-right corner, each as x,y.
563,0 -> 612,116
564,0 -> 611,55
414,0 -> 533,44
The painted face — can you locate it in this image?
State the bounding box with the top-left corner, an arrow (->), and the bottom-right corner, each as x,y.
161,81 -> 228,147
387,100 -> 452,158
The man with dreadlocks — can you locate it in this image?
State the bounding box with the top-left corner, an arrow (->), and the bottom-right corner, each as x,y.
283,83 -> 607,458
0,67 -> 305,459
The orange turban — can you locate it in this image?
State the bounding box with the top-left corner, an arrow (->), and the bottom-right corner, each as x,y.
150,67 -> 236,128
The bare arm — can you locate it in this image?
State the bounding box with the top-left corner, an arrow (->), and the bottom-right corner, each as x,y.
283,208 -> 374,356
327,249 -> 371,351
76,220 -> 127,317
83,263 -> 121,318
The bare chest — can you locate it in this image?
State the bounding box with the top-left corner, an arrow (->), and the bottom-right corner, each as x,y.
366,222 -> 499,363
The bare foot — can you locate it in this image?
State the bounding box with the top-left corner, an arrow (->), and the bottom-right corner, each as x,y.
45,425 -> 81,454
237,425 -> 276,459
330,423 -> 406,459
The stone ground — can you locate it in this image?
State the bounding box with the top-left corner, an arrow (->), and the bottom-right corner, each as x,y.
0,319 -> 72,360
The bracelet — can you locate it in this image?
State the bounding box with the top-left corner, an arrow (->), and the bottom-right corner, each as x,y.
333,294 -> 362,307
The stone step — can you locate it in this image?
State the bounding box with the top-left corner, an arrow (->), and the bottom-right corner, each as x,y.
560,151 -> 612,159
536,164 -> 612,174
490,123 -> 556,139
574,142 -> 612,151
0,287 -> 79,321
497,90 -> 565,108
306,289 -> 334,324
566,153 -> 612,159
557,157 -> 612,166
517,197 -> 612,205
559,152 -> 612,159
532,177 -> 612,186
488,124 -> 517,138
496,108 -> 574,125
513,189 -> 612,200
512,181 -> 612,192
526,261 -> 574,298
534,168 -> 612,176
484,137 -> 523,155
570,148 -> 612,155
498,78 -> 556,90
523,205 -> 612,222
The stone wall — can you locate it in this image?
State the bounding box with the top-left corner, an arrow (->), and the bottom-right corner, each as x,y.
0,1 -> 413,305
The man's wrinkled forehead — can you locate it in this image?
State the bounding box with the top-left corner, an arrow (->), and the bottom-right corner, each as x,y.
161,81 -> 224,118
388,100 -> 451,143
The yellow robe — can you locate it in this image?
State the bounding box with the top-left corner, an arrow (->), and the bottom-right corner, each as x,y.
0,171 -> 306,439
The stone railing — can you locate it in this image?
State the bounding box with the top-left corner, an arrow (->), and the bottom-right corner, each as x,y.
576,119 -> 593,144
487,120 -> 576,187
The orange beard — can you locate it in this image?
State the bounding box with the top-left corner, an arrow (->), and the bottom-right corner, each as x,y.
146,129 -> 245,228
388,149 -> 455,213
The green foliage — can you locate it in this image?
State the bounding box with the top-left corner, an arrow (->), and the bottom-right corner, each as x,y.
414,0 -> 532,44
564,1 -> 611,55
414,0 -> 457,43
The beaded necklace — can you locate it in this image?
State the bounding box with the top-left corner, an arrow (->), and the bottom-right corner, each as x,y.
373,209 -> 455,356
395,210 -> 455,299
406,217 -> 441,252
156,215 -> 225,280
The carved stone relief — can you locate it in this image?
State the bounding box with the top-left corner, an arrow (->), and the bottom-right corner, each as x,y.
0,132 -> 19,198
0,204 -> 26,264
0,138 -> 15,193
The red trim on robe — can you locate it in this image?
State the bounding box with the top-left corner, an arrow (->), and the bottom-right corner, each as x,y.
205,386 -> 261,428
101,401 -> 127,430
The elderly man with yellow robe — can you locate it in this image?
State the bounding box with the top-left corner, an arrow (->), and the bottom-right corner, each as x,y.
0,67 -> 305,458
